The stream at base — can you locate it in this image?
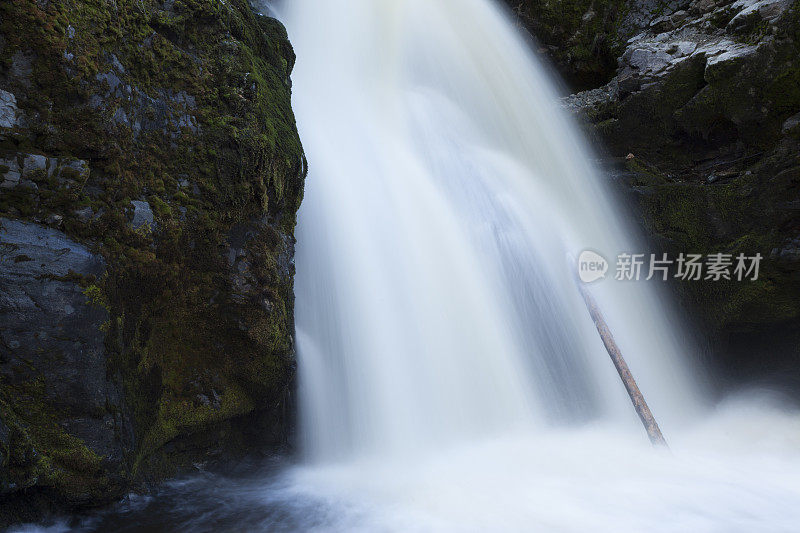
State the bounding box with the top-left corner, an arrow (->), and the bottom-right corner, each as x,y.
15,395 -> 800,533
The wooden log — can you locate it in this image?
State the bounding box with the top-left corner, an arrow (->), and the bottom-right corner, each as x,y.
578,283 -> 668,447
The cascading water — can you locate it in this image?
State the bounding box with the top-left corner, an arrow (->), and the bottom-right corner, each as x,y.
287,0 -> 699,462
269,0 -> 800,530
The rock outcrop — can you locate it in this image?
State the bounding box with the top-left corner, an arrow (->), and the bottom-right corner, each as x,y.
0,0 -> 305,525
512,0 -> 800,386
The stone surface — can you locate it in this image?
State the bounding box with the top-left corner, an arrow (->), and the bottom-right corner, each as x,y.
0,219 -> 109,409
783,112 -> 800,134
0,157 -> 21,189
565,0 -> 796,160
22,154 -> 47,174
130,200 -> 154,230
0,218 -> 120,461
0,89 -> 17,129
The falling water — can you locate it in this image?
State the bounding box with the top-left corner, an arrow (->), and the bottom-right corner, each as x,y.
288,0 -> 699,462
272,0 -> 800,530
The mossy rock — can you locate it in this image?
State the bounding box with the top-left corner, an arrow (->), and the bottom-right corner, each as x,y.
0,0 -> 305,522
502,0 -> 629,90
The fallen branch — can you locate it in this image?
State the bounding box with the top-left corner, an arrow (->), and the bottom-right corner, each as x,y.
578,283 -> 668,447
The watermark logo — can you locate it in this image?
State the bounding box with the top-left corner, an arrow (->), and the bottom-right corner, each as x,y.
578,250 -> 609,283
577,251 -> 763,282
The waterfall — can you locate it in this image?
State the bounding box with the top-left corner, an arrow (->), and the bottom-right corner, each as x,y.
32,2 -> 800,531
285,0 -> 700,462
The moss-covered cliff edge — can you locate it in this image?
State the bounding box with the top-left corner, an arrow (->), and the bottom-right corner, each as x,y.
0,0 -> 305,525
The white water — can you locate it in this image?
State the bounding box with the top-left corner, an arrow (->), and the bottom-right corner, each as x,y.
287,0 -> 698,460
273,0 -> 800,531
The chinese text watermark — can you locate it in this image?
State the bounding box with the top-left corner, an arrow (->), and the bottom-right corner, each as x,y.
578,251 -> 762,283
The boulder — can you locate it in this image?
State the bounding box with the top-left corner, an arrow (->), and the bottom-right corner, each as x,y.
21,154 -> 47,175
0,0 -> 305,523
0,218 -> 124,505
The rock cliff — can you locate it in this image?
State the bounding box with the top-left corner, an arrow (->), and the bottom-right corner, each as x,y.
0,0 -> 304,524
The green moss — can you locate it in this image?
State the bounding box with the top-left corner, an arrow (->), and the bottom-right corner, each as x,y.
505,0 -> 629,89
83,283 -> 108,310
0,381 -> 114,504
641,182 -> 713,248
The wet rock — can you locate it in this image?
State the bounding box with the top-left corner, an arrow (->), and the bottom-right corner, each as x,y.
773,242 -> 800,261
0,0 -> 304,519
95,71 -> 124,97
176,113 -> 198,134
109,53 -> 126,74
58,159 -> 90,183
623,0 -> 691,33
18,179 -> 38,191
130,200 -> 154,230
565,0 -> 796,159
625,46 -> 673,74
650,10 -> 691,32
88,94 -> 104,110
173,90 -> 196,109
0,218 -> 112,434
46,213 -> 64,227
113,107 -> 129,127
727,0 -> 791,33
0,90 -> 18,129
690,0 -> 718,15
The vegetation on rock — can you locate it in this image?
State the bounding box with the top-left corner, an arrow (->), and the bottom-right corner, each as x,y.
502,0 -> 630,89
0,0 -> 305,524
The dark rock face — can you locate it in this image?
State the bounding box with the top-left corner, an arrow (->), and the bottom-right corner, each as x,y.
0,218 -> 123,513
0,218 -> 111,426
0,0 -> 305,525
514,0 -> 800,388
